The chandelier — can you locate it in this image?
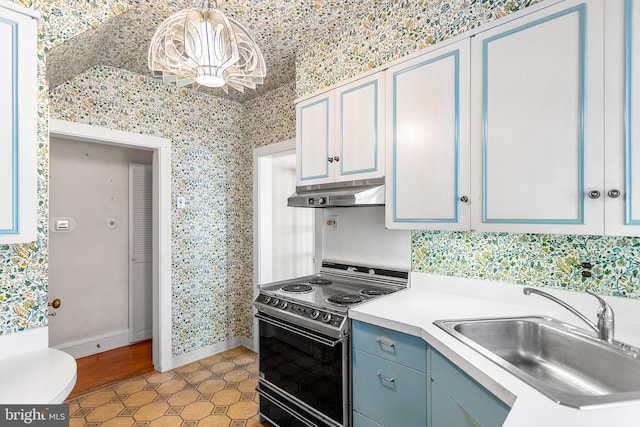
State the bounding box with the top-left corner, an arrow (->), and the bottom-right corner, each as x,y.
148,1 -> 266,93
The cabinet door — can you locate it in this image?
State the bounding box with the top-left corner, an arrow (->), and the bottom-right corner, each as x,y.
471,0 -> 605,235
0,3 -> 37,243
336,73 -> 385,182
296,92 -> 334,185
430,350 -> 510,427
431,381 -> 480,427
386,40 -> 471,230
605,0 -> 640,236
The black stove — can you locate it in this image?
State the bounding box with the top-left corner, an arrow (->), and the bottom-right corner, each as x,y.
255,261 -> 409,427
254,261 -> 409,338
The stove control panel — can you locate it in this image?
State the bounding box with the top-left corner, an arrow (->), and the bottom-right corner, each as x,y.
255,293 -> 344,328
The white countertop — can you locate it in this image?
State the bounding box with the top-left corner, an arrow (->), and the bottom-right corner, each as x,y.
348,273 -> 640,427
0,348 -> 77,404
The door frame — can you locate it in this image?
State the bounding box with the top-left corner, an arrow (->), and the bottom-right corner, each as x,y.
253,139 -> 310,350
49,119 -> 172,372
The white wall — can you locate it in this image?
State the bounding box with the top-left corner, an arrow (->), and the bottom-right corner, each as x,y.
322,206 -> 411,270
48,137 -> 152,351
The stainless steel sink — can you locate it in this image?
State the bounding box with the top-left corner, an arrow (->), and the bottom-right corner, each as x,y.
434,316 -> 640,408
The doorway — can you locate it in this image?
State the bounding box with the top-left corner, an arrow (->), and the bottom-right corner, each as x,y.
49,119 -> 172,372
48,138 -> 152,358
252,139 -> 316,350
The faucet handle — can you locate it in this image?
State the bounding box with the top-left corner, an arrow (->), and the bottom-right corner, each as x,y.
585,290 -> 614,316
585,290 -> 615,342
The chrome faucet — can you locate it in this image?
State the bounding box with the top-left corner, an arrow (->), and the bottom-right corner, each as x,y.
523,287 -> 615,343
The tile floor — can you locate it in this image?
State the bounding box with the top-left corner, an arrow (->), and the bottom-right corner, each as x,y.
67,346 -> 271,427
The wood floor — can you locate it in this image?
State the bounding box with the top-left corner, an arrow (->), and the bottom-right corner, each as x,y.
67,340 -> 154,399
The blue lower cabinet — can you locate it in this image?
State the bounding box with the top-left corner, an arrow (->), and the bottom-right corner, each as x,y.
351,321 -> 510,427
430,349 -> 510,427
353,410 -> 384,427
352,348 -> 428,427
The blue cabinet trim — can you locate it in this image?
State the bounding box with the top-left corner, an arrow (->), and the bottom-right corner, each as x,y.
339,80 -> 379,176
299,97 -> 330,181
481,5 -> 587,225
392,50 -> 461,223
0,16 -> 19,234
625,0 -> 640,225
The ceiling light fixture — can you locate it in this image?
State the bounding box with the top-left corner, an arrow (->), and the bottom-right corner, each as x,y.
148,0 -> 266,93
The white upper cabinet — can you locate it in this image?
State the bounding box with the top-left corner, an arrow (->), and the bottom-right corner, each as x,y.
604,0 -> 640,236
385,39 -> 471,230
0,1 -> 38,244
470,0 -> 605,235
296,73 -> 385,186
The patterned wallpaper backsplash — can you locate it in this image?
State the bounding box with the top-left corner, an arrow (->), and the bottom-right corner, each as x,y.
413,231 -> 640,299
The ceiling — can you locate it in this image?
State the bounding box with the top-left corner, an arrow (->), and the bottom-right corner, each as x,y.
46,0 -> 378,103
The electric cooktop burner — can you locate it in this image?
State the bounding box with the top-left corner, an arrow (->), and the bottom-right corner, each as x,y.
359,288 -> 392,296
309,278 -> 332,285
281,284 -> 314,293
326,294 -> 365,306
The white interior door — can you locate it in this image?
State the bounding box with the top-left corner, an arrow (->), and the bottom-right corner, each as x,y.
129,163 -> 152,343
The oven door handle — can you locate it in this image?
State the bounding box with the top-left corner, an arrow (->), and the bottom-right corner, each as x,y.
255,312 -> 344,347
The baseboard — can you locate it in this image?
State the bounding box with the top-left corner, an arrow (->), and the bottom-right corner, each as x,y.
171,336 -> 253,370
52,329 -> 130,359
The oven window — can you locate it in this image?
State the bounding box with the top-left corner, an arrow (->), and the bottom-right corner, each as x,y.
259,319 -> 345,425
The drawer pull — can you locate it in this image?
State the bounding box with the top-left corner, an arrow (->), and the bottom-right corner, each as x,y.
376,372 -> 395,383
376,337 -> 395,348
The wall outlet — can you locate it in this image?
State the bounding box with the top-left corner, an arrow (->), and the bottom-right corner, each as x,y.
326,215 -> 338,229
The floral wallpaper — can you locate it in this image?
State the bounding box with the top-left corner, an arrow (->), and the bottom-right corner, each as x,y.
413,231 -> 640,299
295,0 -> 543,97
49,67 -> 295,354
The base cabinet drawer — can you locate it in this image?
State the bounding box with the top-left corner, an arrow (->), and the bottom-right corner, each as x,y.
352,320 -> 427,372
431,350 -> 510,427
352,348 -> 427,427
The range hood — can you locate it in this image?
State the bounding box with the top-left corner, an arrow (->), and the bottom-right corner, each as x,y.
288,177 -> 385,208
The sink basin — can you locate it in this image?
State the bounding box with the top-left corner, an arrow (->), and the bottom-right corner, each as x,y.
434,316 -> 640,408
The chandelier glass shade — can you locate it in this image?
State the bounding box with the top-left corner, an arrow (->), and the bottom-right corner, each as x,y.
148,3 -> 266,93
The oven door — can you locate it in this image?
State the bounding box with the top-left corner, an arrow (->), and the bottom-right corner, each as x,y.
256,311 -> 349,427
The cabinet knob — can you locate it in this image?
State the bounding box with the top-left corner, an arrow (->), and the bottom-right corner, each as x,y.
607,189 -> 621,198
588,190 -> 601,199
459,196 -> 469,203
334,156 -> 340,162
328,157 -> 334,163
